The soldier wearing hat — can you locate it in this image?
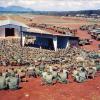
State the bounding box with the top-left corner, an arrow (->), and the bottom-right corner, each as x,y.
42,70 -> 54,85
6,73 -> 20,90
0,72 -> 7,90
57,69 -> 68,84
74,67 -> 87,83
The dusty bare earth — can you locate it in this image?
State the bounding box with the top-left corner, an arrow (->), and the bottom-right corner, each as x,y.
0,15 -> 100,100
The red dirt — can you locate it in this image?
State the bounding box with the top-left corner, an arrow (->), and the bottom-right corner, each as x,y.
77,29 -> 99,51
64,24 -> 99,51
0,74 -> 100,100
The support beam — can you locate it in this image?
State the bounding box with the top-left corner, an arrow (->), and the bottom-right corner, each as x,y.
22,36 -> 25,46
66,39 -> 70,48
53,36 -> 57,51
20,26 -> 25,46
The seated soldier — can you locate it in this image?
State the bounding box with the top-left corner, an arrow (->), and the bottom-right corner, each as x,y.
17,70 -> 27,82
42,71 -> 53,85
86,67 -> 96,79
41,70 -> 47,84
27,67 -> 36,78
63,68 -> 69,78
96,65 -> 100,71
48,66 -> 58,82
0,72 -> 7,90
6,74 -> 20,90
8,68 -> 15,77
51,69 -> 58,82
2,69 -> 8,78
75,68 -> 87,83
57,69 -> 68,84
35,67 -> 42,77
39,62 -> 45,72
72,68 -> 78,79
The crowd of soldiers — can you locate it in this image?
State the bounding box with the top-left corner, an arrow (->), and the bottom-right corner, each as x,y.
28,23 -> 77,36
80,24 -> 100,41
0,68 -> 20,90
78,39 -> 93,46
0,38 -> 100,90
80,24 -> 99,31
0,59 -> 99,90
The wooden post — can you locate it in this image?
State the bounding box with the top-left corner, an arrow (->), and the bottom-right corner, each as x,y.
20,26 -> 25,47
20,26 -> 23,47
53,36 -> 57,51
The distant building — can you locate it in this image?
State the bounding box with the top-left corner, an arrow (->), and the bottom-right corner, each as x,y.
0,19 -> 79,51
0,19 -> 28,38
76,14 -> 87,17
23,27 -> 79,51
90,14 -> 98,18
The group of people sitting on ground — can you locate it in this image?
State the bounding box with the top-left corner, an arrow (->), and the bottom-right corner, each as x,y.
39,64 -> 97,85
0,60 -> 99,90
0,38 -> 99,90
0,69 -> 20,90
28,23 -> 77,35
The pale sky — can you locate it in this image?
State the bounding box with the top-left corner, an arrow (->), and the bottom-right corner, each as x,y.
0,0 -> 100,11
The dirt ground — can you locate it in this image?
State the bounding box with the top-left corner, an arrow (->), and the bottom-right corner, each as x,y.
0,15 -> 100,100
0,74 -> 100,100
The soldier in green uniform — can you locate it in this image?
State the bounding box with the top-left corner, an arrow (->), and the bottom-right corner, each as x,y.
0,72 -> 7,90
42,71 -> 54,85
75,68 -> 87,83
57,69 -> 68,84
96,65 -> 100,71
27,67 -> 36,78
86,67 -> 96,79
51,69 -> 58,82
44,72 -> 53,85
39,62 -> 45,72
6,74 -> 20,90
8,68 -> 15,77
39,62 -> 45,76
35,66 -> 42,77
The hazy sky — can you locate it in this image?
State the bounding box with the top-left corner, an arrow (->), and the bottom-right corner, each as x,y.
0,0 -> 100,11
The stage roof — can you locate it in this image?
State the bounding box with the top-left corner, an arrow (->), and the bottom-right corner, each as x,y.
0,19 -> 29,28
26,27 -> 75,37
